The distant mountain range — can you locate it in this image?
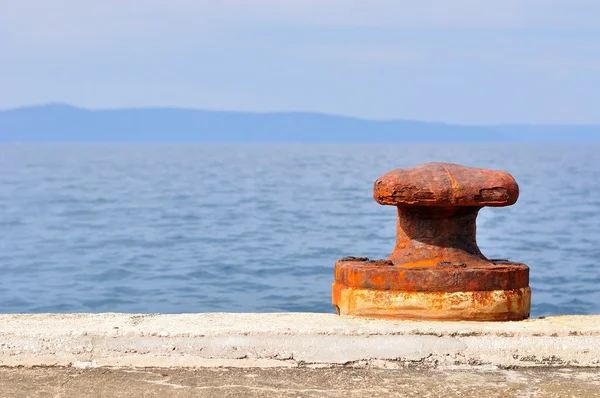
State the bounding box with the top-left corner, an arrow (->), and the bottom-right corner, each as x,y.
1,103 -> 599,142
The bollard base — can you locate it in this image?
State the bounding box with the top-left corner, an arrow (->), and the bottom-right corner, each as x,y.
332,283 -> 531,321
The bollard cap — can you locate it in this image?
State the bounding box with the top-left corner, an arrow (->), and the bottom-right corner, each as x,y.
373,162 -> 519,207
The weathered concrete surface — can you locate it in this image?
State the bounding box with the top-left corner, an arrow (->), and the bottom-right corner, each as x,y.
1,313 -> 599,369
1,367 -> 600,397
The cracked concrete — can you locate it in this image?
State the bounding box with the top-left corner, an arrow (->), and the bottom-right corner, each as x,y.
2,367 -> 600,397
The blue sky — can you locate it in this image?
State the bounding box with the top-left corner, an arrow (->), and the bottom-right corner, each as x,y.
2,0 -> 600,124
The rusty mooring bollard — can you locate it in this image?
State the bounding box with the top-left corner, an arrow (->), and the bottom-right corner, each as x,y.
332,162 -> 531,321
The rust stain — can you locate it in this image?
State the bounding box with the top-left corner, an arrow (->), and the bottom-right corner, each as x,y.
333,162 -> 531,322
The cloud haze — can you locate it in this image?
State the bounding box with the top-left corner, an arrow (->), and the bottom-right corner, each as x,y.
1,0 -> 599,123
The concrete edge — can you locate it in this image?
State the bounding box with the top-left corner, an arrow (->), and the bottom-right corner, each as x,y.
1,313 -> 599,369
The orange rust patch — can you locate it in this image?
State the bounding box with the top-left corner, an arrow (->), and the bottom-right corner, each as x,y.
334,259 -> 529,292
332,283 -> 531,322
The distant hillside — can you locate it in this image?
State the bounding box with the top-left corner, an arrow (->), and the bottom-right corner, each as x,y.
1,104 -> 599,142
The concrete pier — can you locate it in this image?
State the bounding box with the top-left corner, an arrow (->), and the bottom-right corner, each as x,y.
1,313 -> 599,368
1,313 -> 599,396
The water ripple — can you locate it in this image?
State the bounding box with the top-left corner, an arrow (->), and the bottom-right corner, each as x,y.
0,143 -> 599,317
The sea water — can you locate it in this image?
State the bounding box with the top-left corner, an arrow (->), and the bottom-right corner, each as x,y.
1,143 -> 598,317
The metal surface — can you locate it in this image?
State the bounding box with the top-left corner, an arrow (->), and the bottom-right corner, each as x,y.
332,162 -> 531,321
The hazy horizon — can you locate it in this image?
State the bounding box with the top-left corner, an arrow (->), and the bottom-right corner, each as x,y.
2,103 -> 599,143
4,102 -> 600,127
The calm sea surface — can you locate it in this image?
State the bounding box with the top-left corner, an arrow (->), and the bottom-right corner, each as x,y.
0,143 -> 599,317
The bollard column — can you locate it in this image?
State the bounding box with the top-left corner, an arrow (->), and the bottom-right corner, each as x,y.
332,162 -> 531,321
